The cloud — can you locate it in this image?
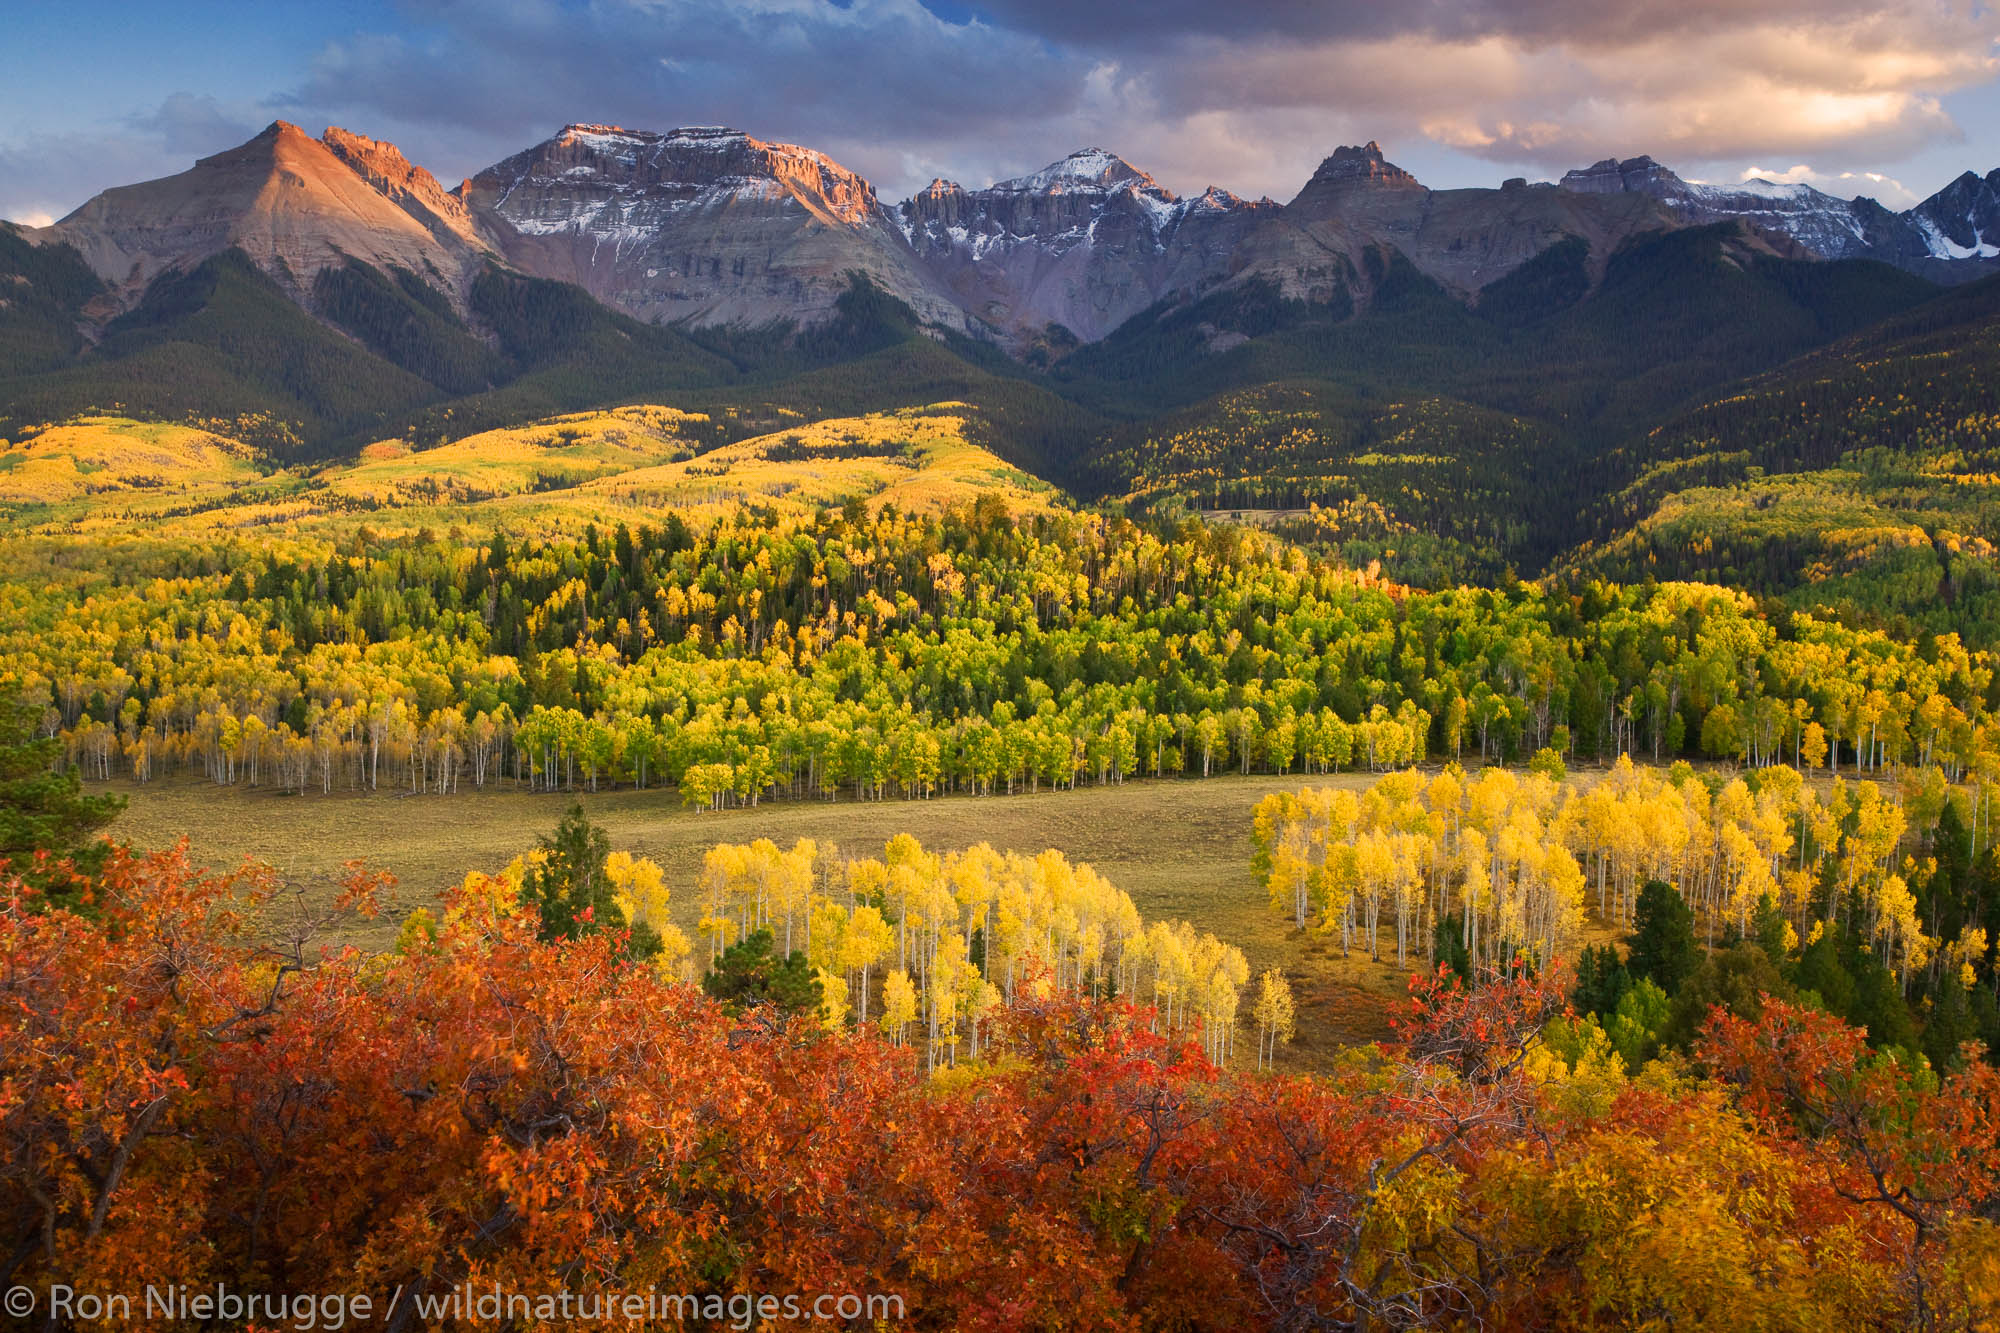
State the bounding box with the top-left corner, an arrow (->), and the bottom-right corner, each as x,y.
284,0 -> 1095,196
939,0 -> 1919,48
1143,10 -> 1994,168
0,92 -> 266,224
5,0 -> 1994,220
1738,163 -> 1921,207
266,0 -> 1999,203
129,93 -> 260,157
0,128 -> 184,226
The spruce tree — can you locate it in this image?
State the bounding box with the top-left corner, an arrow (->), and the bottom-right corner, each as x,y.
522,802 -> 617,943
701,929 -> 822,1018
1627,879 -> 1700,995
0,698 -> 125,876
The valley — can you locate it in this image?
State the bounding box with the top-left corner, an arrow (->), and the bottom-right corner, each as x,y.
8,89 -> 2000,1330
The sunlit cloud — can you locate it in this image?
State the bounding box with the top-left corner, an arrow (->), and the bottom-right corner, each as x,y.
1153,15 -> 1993,173
1737,162 -> 1920,206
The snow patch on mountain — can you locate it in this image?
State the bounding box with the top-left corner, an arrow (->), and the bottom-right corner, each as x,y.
1916,215 -> 2000,260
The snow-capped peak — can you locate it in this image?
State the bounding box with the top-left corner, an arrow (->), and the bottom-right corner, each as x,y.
992,148 -> 1163,196
557,124 -> 654,149
1721,178 -> 1818,201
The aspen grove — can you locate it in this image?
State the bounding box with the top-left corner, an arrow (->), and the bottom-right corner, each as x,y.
8,504 -> 1998,808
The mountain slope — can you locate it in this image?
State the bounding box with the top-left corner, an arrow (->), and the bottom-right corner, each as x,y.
1560,273 -> 2000,638
0,237 -> 735,456
30,121 -> 496,310
1053,224 -> 1940,583
0,248 -> 449,453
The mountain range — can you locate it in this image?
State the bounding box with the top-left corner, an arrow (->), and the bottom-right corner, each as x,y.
17,119 -> 2000,351
6,115 -> 2000,646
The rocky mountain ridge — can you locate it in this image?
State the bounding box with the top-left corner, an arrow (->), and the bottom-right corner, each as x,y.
898,148 -> 1274,342
24,121 -> 2000,351
458,123 -> 967,330
29,121 -> 497,309
1558,154 -> 2000,279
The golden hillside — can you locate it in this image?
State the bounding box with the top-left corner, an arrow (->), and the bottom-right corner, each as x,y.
0,416 -> 267,508
0,403 -> 1059,541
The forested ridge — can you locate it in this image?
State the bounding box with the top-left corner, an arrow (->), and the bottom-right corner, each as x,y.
1562,272 -> 2000,640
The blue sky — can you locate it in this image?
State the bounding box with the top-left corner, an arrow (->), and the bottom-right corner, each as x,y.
4,0 -> 1997,224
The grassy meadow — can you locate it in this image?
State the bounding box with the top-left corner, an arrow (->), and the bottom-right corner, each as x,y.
112,769 -> 1430,1061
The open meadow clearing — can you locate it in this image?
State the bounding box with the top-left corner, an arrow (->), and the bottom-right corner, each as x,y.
111,769 -> 1436,1059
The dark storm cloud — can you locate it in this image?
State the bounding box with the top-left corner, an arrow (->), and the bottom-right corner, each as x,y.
285,0 -> 1096,196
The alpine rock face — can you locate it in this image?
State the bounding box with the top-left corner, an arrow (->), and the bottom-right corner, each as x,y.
460,124 -> 967,330
319,126 -> 489,253
30,120 -> 496,308
1907,170 -> 2000,261
1230,142 -> 1675,307
1558,155 -> 2000,279
898,148 -> 1273,343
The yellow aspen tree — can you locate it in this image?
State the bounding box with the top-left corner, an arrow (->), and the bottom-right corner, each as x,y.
841,904 -> 894,1024
878,969 -> 918,1046
1254,968 -> 1297,1071
816,967 -> 850,1033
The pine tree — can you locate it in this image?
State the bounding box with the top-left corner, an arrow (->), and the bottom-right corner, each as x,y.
522,802 -> 621,944
1627,879 -> 1700,995
0,698 -> 125,888
701,928 -> 822,1019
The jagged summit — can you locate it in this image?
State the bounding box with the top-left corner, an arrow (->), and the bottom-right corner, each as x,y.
1185,185 -> 1255,212
460,120 -> 966,330
1910,168 -> 2000,258
1569,154 -> 1885,258
1559,155 -> 1680,194
897,145 -> 1265,343
319,125 -> 483,249
474,121 -> 884,227
554,123 -> 753,151
1303,142 -> 1422,191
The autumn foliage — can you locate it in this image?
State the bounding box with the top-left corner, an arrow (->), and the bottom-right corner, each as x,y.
5,849 -> 2000,1330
